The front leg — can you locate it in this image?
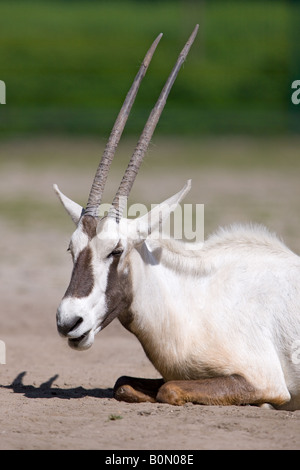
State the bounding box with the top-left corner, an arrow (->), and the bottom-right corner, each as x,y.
156,375 -> 282,407
114,376 -> 165,403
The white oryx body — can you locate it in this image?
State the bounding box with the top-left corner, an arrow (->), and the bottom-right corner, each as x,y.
127,226 -> 300,410
54,26 -> 300,409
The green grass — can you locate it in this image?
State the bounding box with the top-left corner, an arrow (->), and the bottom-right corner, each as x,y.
0,0 -> 296,136
108,414 -> 123,421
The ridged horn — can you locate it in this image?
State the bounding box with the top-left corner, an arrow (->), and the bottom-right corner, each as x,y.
108,24 -> 199,222
84,32 -> 163,217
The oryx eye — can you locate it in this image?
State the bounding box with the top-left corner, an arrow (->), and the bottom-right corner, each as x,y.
108,249 -> 123,258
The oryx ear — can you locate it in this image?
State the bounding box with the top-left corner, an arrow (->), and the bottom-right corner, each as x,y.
53,184 -> 84,225
135,180 -> 192,240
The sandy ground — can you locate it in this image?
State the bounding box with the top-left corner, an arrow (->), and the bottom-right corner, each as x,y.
1,137 -> 300,450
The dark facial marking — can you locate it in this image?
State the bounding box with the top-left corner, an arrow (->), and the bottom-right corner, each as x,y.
101,256 -> 133,330
81,215 -> 97,240
64,246 -> 94,298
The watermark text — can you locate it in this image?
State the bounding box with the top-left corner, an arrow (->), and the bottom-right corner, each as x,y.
291,80 -> 300,105
0,340 -> 6,364
0,80 -> 6,104
96,199 -> 204,250
291,340 -> 300,365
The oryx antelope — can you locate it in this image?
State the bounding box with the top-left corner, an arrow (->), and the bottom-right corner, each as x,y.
54,25 -> 300,410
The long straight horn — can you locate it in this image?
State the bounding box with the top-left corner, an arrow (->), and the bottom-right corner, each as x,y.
84,33 -> 163,217
109,24 -> 199,221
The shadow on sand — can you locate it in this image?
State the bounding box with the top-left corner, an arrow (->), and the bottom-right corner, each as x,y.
0,371 -> 113,399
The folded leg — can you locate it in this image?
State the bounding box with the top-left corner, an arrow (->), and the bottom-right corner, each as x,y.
114,376 -> 164,403
156,374 -> 278,406
114,374 -> 288,407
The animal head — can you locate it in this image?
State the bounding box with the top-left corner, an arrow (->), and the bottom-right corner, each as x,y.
54,26 -> 198,350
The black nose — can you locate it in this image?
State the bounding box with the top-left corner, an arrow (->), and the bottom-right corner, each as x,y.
57,315 -> 83,337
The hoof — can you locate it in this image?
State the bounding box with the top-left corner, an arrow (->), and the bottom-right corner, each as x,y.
113,376 -> 157,403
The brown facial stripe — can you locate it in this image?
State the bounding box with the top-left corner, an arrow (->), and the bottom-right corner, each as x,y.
64,246 -> 94,298
101,255 -> 133,331
81,215 -> 98,240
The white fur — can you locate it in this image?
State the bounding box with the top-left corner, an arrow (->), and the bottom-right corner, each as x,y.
54,183 -> 300,410
129,224 -> 300,409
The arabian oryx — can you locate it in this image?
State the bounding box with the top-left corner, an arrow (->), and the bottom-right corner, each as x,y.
54,25 -> 300,410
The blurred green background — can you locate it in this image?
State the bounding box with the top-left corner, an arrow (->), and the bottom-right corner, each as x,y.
1,0 -> 300,246
1,0 -> 299,137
